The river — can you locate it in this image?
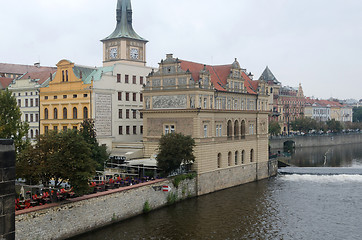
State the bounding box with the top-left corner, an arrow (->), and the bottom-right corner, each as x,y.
72,143 -> 362,240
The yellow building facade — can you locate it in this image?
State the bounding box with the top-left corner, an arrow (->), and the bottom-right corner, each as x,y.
39,60 -> 94,134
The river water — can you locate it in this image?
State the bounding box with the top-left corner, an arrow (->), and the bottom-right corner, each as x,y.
73,143 -> 362,240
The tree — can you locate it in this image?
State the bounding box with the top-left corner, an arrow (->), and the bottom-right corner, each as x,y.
268,120 -> 281,136
156,133 -> 195,176
353,107 -> 362,122
79,119 -> 109,171
290,117 -> 317,133
326,119 -> 343,133
17,130 -> 96,195
0,89 -> 29,154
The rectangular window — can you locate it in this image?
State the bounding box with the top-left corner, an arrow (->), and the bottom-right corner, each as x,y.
63,126 -> 67,131
170,125 -> 175,133
126,126 -> 130,135
25,114 -> 28,122
73,94 -> 77,98
216,125 -> 219,137
204,125 -> 208,138
35,114 -> 39,122
125,75 -> 129,83
17,99 -> 21,107
118,92 -> 122,101
54,126 -> 58,131
126,92 -> 129,101
132,75 -> 136,84
44,126 -> 48,133
25,99 -> 28,107
118,109 -> 122,119
30,114 -> 33,122
140,76 -> 144,85
140,126 -> 143,134
30,99 -> 33,107
133,126 -> 137,135
133,110 -> 136,119
63,95 -> 67,99
140,112 -> 143,119
133,93 -> 136,101
54,96 -> 57,100
119,126 -> 123,135
165,125 -> 169,134
35,98 -> 39,106
140,93 -> 143,102
126,109 -> 130,119
73,126 -> 77,130
204,98 -> 207,108
83,94 -> 88,98
117,74 -> 121,83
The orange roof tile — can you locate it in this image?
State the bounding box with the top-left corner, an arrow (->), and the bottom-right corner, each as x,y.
179,60 -> 257,94
19,70 -> 57,85
0,77 -> 13,89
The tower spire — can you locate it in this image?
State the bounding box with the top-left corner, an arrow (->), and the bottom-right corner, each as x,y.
102,0 -> 147,42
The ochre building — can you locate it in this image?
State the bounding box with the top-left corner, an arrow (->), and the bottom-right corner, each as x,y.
39,60 -> 94,134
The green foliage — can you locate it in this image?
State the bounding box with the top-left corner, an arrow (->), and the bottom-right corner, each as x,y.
17,130 -> 97,195
0,89 -> 29,154
326,119 -> 343,133
80,119 -> 109,171
172,172 -> 197,188
166,192 -> 178,205
156,133 -> 195,176
143,200 -> 151,213
290,117 -> 317,133
353,107 -> 362,123
268,120 -> 281,136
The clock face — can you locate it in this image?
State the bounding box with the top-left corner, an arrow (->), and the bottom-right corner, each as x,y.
130,48 -> 139,60
109,47 -> 117,59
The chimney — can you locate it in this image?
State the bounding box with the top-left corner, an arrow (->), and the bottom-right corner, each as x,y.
166,53 -> 173,59
34,62 -> 40,68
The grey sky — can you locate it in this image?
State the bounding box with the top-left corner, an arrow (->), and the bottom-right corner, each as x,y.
1,0 -> 361,100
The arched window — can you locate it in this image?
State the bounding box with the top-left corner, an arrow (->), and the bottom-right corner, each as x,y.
228,151 -> 232,166
62,71 -> 65,82
235,151 -> 239,165
250,149 -> 254,163
73,107 -> 77,119
83,107 -> 88,119
241,120 -> 246,138
217,153 -> 222,168
44,108 -> 48,120
66,70 -> 69,82
35,129 -> 39,137
63,107 -> 67,119
241,150 -> 245,164
234,120 -> 239,139
227,120 -> 232,139
270,87 -> 273,94
54,108 -> 58,119
30,129 -> 34,139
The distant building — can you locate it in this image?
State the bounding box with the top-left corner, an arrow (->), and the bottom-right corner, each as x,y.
8,69 -> 56,140
305,98 -> 353,122
0,77 -> 13,90
142,54 -> 270,194
0,63 -> 55,79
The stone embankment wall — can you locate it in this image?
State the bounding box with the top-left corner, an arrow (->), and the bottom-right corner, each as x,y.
15,178 -> 197,240
0,139 -> 15,240
269,133 -> 362,150
197,160 -> 278,195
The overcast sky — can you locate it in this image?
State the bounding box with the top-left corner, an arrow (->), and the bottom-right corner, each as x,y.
1,0 -> 361,100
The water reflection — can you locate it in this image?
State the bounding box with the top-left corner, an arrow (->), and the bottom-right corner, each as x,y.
290,143 -> 362,167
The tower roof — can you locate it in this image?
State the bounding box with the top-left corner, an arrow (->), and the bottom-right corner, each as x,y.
102,0 -> 147,42
259,66 -> 280,84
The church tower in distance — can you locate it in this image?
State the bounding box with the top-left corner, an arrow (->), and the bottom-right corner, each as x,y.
101,0 -> 148,67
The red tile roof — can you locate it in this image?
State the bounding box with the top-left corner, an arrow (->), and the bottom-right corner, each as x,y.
0,63 -> 56,75
0,77 -> 13,89
19,70 -> 57,85
179,60 -> 257,94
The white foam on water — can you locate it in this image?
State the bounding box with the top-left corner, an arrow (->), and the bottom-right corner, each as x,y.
281,174 -> 362,183
351,159 -> 362,168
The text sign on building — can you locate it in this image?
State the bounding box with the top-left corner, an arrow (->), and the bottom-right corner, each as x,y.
95,94 -> 112,136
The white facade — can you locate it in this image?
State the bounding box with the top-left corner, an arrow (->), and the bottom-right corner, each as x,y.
92,63 -> 152,149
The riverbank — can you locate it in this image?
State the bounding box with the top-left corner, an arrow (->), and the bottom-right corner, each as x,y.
269,132 -> 362,149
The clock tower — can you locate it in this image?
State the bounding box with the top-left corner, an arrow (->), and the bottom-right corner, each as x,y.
102,0 -> 148,66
